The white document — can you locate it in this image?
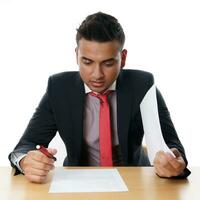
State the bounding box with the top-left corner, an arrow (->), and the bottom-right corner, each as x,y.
49,168 -> 128,193
140,84 -> 175,164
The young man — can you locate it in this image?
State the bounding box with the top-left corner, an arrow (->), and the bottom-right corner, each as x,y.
9,12 -> 190,183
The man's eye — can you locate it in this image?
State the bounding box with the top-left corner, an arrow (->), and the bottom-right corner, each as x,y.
104,61 -> 114,66
83,60 -> 92,65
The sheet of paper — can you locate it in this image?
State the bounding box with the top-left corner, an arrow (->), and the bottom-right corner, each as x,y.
49,168 -> 128,193
140,84 -> 175,164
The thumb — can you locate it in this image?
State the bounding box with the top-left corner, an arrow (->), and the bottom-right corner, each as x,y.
47,148 -> 57,156
170,148 -> 181,158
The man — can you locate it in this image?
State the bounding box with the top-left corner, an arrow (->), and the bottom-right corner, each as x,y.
9,12 -> 191,183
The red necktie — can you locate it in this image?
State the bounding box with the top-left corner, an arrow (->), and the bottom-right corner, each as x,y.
90,91 -> 113,166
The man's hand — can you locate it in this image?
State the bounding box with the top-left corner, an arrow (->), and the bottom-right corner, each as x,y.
153,148 -> 186,178
20,148 -> 57,183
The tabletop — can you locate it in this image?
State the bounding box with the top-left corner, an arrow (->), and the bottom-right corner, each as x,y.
0,166 -> 199,200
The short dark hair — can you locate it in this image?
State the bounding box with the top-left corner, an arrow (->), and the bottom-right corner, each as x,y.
76,12 -> 125,49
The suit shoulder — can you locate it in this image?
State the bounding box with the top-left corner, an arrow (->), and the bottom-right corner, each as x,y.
117,69 -> 155,106
122,69 -> 153,79
46,71 -> 80,92
49,71 -> 78,81
120,69 -> 154,85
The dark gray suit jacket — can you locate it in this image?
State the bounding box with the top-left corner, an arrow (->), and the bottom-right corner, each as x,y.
9,69 -> 191,177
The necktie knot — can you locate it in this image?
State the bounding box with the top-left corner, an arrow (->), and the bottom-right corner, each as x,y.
89,90 -> 112,103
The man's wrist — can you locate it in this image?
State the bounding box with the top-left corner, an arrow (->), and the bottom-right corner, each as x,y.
10,153 -> 27,174
16,154 -> 27,173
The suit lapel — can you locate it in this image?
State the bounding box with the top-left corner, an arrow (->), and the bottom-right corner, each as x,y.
116,71 -> 133,164
69,73 -> 85,163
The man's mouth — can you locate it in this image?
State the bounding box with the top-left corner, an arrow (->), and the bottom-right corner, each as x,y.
90,81 -> 105,87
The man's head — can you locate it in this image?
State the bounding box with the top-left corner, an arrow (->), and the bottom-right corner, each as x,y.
75,12 -> 127,93
76,12 -> 125,49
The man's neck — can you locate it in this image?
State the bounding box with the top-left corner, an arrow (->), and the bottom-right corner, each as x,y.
84,81 -> 116,94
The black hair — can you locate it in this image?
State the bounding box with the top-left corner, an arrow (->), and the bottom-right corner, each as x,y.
76,12 -> 125,49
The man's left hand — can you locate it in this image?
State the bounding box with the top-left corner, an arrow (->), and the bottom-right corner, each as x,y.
153,148 -> 186,178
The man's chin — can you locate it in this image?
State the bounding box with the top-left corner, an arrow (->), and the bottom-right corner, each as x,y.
89,85 -> 107,94
92,88 -> 106,94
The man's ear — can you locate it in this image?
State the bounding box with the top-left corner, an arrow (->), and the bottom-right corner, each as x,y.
75,47 -> 78,64
121,49 -> 127,68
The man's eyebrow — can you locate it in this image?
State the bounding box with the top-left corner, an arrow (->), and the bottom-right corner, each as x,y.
81,57 -> 116,62
102,58 -> 116,62
81,57 -> 93,61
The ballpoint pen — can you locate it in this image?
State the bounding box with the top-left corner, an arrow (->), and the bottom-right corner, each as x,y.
36,145 -> 57,161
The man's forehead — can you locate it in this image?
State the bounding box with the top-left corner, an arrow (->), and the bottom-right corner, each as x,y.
78,39 -> 121,51
77,39 -> 121,60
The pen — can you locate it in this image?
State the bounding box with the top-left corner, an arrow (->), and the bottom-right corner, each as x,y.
36,145 -> 57,161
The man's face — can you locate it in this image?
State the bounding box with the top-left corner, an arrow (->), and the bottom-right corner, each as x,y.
76,38 -> 127,93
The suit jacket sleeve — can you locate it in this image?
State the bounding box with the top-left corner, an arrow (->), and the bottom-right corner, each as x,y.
8,77 -> 57,173
156,88 -> 191,178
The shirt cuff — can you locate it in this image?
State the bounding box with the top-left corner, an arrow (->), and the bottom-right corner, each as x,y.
11,153 -> 27,174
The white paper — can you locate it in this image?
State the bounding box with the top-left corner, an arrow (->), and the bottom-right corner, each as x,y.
49,168 -> 128,193
140,84 -> 175,164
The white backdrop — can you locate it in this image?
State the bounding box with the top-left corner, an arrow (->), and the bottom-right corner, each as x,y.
0,0 -> 199,166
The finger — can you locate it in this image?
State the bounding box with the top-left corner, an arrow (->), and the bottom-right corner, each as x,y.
153,151 -> 168,166
29,151 -> 55,164
30,160 -> 55,171
24,167 -> 49,176
25,174 -> 46,183
154,165 -> 172,178
25,154 -> 55,171
154,151 -> 179,177
170,148 -> 181,158
166,153 -> 185,172
47,148 -> 57,156
155,161 -> 181,177
155,161 -> 175,176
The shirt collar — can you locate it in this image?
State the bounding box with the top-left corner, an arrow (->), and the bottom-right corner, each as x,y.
84,81 -> 116,94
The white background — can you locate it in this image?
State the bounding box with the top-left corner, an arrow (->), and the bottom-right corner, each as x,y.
0,0 -> 199,166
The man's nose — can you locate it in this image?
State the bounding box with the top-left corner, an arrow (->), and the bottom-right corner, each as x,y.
92,65 -> 104,79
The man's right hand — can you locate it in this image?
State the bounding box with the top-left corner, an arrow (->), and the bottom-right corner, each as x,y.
19,148 -> 57,183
